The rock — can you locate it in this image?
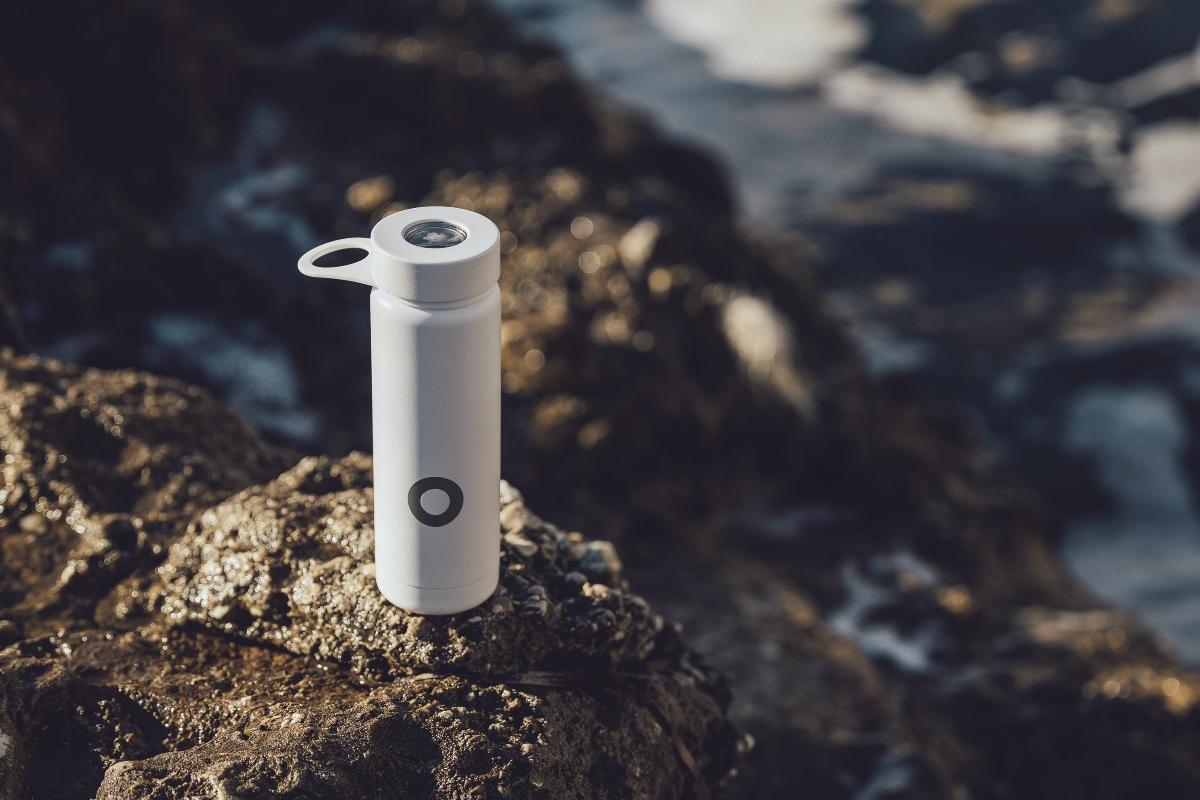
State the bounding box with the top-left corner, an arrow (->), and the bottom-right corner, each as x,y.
0,354 -> 739,799
0,351 -> 295,628
93,669 -> 720,800
0,680 -> 24,800
152,456 -> 663,679
0,624 -> 733,800
0,620 -> 20,647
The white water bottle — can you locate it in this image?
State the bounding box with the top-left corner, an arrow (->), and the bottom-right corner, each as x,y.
297,206 -> 500,615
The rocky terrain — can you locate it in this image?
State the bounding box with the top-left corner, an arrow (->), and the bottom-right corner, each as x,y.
2,0 -> 1200,798
0,353 -> 738,799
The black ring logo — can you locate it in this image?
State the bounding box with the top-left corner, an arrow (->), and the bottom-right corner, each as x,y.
407,477 -> 464,527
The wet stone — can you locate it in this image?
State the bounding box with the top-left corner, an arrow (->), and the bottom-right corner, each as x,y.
151,456 -> 669,679
0,351 -> 739,799
0,350 -> 295,625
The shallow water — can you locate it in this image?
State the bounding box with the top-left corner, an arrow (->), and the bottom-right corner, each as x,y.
493,0 -> 1200,660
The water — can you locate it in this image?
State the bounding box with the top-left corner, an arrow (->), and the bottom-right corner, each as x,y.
492,0 -> 1200,660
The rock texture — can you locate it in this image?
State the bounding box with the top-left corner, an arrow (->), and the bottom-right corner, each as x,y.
0,354 -> 295,625
153,456 -> 658,679
0,352 -> 739,800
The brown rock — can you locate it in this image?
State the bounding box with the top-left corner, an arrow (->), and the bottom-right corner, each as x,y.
0,351 -> 294,627
153,457 -> 663,679
0,354 -> 739,799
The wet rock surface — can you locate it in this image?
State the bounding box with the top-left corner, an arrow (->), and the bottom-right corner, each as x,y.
153,456 -> 660,679
0,352 -> 738,799
2,627 -> 726,800
0,353 -> 294,627
2,1 -> 1200,798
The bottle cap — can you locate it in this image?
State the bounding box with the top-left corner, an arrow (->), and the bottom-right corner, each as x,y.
297,206 -> 500,304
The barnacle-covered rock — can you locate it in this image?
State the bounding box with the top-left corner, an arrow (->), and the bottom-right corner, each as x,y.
153,456 -> 663,679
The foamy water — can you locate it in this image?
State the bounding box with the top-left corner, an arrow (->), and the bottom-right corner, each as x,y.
1063,388 -> 1200,659
646,0 -> 866,87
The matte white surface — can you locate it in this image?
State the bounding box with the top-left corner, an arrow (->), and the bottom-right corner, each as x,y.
370,286 -> 501,612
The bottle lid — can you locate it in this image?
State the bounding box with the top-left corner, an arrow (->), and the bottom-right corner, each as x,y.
297,206 -> 500,304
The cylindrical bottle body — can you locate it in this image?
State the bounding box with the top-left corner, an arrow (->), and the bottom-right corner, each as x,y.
370,285 -> 500,614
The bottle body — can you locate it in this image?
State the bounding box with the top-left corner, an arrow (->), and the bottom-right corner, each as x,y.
297,205 -> 502,614
370,285 -> 501,614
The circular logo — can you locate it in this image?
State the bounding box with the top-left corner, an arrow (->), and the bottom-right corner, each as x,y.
407,477 -> 464,527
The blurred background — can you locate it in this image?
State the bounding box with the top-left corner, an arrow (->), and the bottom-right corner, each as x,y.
496,0 -> 1200,659
3,0 -> 1200,796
